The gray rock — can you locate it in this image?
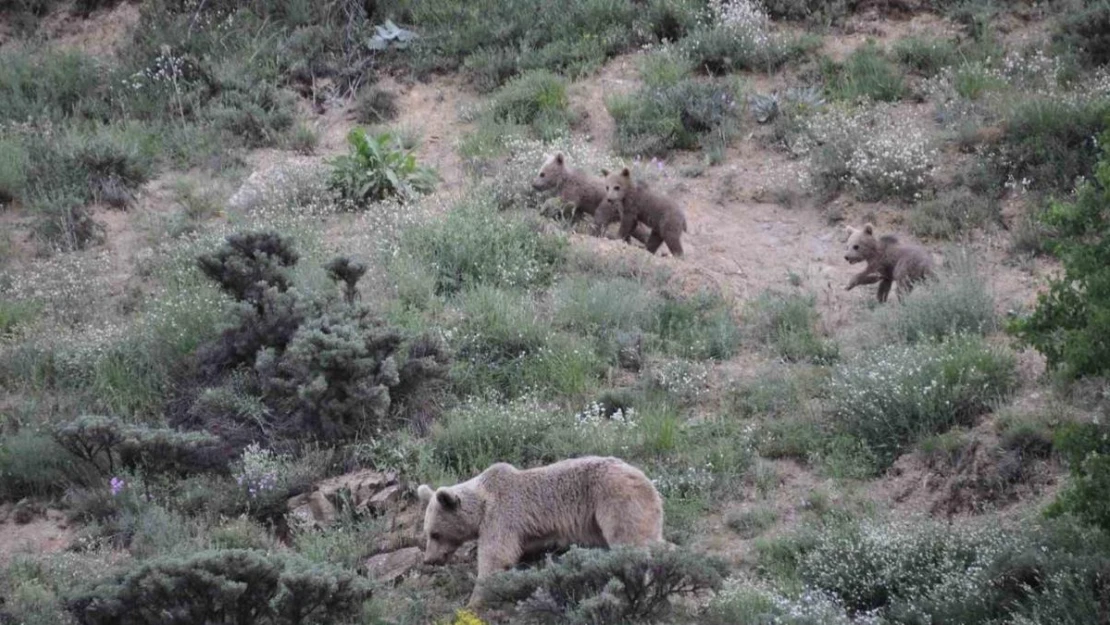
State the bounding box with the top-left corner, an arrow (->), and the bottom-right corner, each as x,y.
364,547 -> 423,583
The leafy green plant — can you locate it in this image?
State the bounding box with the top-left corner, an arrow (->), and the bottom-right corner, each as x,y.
328,129 -> 437,205
997,96 -> 1110,193
487,69 -> 574,140
1010,131 -> 1110,378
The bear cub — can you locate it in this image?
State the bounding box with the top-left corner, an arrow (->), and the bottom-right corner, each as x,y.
844,223 -> 935,303
417,456 -> 665,608
600,167 -> 687,257
532,153 -> 649,244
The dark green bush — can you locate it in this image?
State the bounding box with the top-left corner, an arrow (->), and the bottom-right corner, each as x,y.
0,430 -> 81,500
66,549 -> 372,625
255,307 -> 405,441
1048,421 -> 1110,531
681,27 -> 806,75
1010,132 -> 1110,378
1054,1 -> 1110,68
483,545 -> 728,624
893,36 -> 959,77
52,415 -> 226,477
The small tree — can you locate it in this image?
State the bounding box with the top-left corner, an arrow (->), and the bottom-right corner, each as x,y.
1010,128 -> 1110,378
324,256 -> 367,305
198,231 -> 300,309
256,306 -> 404,440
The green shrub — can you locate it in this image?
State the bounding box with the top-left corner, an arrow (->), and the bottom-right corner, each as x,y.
0,299 -> 40,337
0,136 -> 28,204
66,549 -> 373,625
430,396 -> 570,477
952,61 -> 1006,100
552,276 -> 657,337
487,70 -> 574,140
726,506 -> 778,539
893,36 -> 958,77
1054,1 -> 1110,68
681,26 -> 800,75
401,196 -> 567,295
762,0 -> 859,23
354,85 -> 398,124
1048,421 -> 1110,531
744,291 -> 838,364
647,290 -> 741,360
829,336 -> 1017,468
1010,135 -> 1110,377
909,188 -> 1000,238
608,78 -> 742,156
293,519 -> 383,570
998,96 -> 1110,193
483,545 -> 728,624
0,49 -> 105,124
875,255 -> 998,343
0,430 -> 81,501
328,129 -> 437,205
823,44 -> 906,102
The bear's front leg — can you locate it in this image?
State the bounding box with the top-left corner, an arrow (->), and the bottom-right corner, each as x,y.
846,270 -> 883,291
593,202 -> 616,238
616,207 -> 639,244
467,538 -> 522,609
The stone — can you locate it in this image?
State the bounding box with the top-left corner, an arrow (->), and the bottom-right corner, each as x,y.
364,547 -> 423,584
368,484 -> 402,511
288,490 -> 337,527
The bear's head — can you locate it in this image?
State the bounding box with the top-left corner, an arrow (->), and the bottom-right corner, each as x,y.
844,223 -> 878,264
532,152 -> 567,191
601,167 -> 632,209
417,484 -> 483,565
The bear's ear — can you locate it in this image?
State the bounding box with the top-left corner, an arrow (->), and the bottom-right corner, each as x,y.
436,488 -> 460,511
554,152 -> 564,164
600,168 -> 609,177
863,223 -> 874,235
417,484 -> 434,504
620,167 -> 631,178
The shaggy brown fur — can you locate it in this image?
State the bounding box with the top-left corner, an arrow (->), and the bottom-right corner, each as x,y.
417,456 -> 664,608
844,223 -> 935,303
600,167 -> 687,257
532,153 -> 649,244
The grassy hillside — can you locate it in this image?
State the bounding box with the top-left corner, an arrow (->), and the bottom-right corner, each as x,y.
2,0 -> 1110,623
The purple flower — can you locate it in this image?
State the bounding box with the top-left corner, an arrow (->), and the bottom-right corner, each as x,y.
110,477 -> 125,496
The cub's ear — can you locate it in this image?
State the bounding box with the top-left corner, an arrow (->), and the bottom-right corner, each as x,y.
863,223 -> 874,235
600,168 -> 609,177
417,484 -> 435,504
436,488 -> 460,511
620,167 -> 631,178
554,152 -> 564,164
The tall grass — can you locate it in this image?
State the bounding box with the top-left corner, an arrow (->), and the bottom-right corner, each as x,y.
823,44 -> 906,102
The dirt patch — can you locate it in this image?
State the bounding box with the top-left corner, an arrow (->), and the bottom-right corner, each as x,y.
34,2 -> 141,58
0,507 -> 74,566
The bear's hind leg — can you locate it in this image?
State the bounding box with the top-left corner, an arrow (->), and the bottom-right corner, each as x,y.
877,279 -> 893,303
645,231 -> 665,254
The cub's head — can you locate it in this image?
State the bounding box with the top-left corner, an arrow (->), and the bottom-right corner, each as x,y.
844,223 -> 878,264
601,167 -> 632,208
417,484 -> 482,565
533,152 -> 568,191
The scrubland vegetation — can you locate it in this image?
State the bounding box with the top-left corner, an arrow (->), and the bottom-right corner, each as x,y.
2,0 -> 1110,623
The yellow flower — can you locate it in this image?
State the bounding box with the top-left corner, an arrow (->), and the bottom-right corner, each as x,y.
452,609 -> 486,625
